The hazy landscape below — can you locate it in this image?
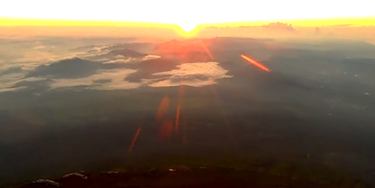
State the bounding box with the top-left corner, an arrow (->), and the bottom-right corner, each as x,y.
0,28 -> 375,187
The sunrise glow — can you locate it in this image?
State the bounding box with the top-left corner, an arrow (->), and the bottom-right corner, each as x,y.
179,23 -> 197,32
0,0 -> 374,27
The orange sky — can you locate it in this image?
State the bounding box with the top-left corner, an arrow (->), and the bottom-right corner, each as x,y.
1,0 -> 375,32
2,17 -> 375,27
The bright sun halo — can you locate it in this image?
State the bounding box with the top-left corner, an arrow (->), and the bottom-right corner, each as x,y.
179,23 -> 197,32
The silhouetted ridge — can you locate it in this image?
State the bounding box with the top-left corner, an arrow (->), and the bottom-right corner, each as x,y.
27,57 -> 101,79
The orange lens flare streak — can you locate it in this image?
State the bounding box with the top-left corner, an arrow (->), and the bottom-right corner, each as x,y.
200,42 -> 214,60
159,120 -> 174,141
156,96 -> 170,122
128,126 -> 142,153
178,80 -> 185,100
175,105 -> 181,132
241,54 -> 270,72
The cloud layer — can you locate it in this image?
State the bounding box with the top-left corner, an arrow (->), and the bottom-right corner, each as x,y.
0,40 -> 232,93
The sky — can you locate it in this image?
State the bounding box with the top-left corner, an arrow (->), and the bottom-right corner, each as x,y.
0,0 -> 374,31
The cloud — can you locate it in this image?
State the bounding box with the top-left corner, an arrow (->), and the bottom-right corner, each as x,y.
89,48 -> 147,62
33,45 -> 46,50
12,78 -> 51,91
0,41 -> 163,93
77,45 -> 160,66
0,47 -> 161,92
25,60 -> 231,91
0,40 -> 235,93
124,58 -> 179,82
0,72 -> 25,92
50,69 -> 140,90
143,55 -> 161,60
13,51 -> 61,64
262,22 -> 297,32
144,62 -> 232,87
0,74 -> 47,93
169,74 -> 212,83
104,58 -> 135,64
69,45 -> 104,52
0,86 -> 27,93
103,55 -> 161,64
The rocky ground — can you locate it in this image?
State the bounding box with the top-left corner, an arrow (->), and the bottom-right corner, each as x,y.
17,166 -> 345,188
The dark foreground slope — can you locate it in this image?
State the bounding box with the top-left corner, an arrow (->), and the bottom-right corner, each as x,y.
1,37 -> 375,187
18,167 -> 337,188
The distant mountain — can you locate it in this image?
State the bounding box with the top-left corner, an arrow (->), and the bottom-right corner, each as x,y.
25,56 -> 143,81
153,39 -> 212,62
154,39 -> 205,54
27,57 -> 101,79
153,37 -> 275,62
90,48 -> 148,61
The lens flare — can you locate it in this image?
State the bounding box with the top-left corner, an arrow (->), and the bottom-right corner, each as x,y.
241,54 -> 270,72
128,126 -> 142,153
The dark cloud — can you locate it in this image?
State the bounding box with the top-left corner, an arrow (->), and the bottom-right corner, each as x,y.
0,66 -> 23,76
93,79 -> 112,84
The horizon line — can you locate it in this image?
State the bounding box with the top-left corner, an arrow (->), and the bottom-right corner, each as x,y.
1,16 -> 375,27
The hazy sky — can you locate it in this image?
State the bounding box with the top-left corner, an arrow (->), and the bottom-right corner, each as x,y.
1,0 -> 374,31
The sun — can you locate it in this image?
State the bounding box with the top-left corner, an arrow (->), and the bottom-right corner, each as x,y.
179,22 -> 198,32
